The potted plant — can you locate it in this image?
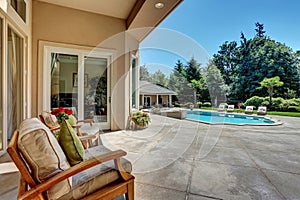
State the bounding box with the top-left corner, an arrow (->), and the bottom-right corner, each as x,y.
130,111 -> 151,128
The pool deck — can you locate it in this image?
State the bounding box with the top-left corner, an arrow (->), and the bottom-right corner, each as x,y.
1,114 -> 300,199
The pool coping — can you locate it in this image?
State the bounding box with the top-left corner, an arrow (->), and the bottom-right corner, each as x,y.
185,110 -> 283,126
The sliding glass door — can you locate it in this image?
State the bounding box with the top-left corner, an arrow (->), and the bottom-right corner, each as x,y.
47,47 -> 111,129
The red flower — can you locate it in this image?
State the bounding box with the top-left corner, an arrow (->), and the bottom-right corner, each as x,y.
58,107 -> 65,113
65,109 -> 73,115
51,109 -> 59,116
51,107 -> 73,116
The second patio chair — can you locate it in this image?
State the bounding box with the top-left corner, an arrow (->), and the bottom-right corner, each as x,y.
39,111 -> 100,149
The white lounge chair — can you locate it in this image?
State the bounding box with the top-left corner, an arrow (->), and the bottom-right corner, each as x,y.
227,105 -> 234,112
257,106 -> 267,115
245,106 -> 254,114
217,104 -> 226,112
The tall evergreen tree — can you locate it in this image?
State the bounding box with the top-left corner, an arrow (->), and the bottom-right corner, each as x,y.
185,57 -> 204,104
255,22 -> 266,37
140,65 -> 151,81
169,60 -> 193,104
205,61 -> 229,107
212,22 -> 300,101
150,70 -> 169,87
185,57 -> 201,82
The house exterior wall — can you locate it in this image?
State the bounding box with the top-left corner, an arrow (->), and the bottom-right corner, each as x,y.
32,1 -> 139,130
140,94 -> 170,107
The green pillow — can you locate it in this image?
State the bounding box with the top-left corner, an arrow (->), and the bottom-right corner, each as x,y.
59,119 -> 84,166
68,115 -> 77,126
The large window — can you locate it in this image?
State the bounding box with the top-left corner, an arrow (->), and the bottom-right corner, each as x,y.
11,0 -> 27,22
131,55 -> 138,109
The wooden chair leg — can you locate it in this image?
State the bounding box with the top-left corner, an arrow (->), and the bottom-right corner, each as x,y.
81,140 -> 88,149
125,180 -> 134,200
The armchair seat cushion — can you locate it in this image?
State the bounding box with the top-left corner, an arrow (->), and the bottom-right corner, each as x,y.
57,146 -> 132,200
79,123 -> 100,135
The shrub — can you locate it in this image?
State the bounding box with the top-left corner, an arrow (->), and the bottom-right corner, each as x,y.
244,96 -> 300,111
292,98 -> 300,105
184,102 -> 193,108
174,101 -> 181,107
196,102 -> 202,108
272,97 -> 285,109
261,101 -> 270,107
288,106 -> 300,112
287,99 -> 300,106
244,96 -> 265,108
203,102 -> 212,107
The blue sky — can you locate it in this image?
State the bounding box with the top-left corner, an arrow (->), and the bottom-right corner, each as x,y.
140,0 -> 300,75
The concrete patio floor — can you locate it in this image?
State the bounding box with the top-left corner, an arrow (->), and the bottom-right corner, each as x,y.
1,114 -> 300,199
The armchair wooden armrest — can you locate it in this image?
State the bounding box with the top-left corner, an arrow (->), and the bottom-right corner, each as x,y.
18,150 -> 133,200
78,119 -> 94,126
71,124 -> 82,129
78,134 -> 97,141
49,127 -> 60,131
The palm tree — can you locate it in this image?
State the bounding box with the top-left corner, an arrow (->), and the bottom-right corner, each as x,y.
259,76 -> 284,108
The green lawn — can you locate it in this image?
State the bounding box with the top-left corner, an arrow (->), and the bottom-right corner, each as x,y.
199,107 -> 300,117
266,111 -> 300,117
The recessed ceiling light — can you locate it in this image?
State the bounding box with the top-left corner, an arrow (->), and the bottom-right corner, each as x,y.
155,2 -> 164,9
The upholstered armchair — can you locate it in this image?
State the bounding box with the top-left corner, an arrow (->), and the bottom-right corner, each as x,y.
39,111 -> 100,149
8,118 -> 134,200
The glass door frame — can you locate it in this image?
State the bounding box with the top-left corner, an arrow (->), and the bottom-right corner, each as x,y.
42,44 -> 112,129
130,52 -> 139,110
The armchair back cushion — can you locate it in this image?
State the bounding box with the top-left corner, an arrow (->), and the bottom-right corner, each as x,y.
18,118 -> 72,199
41,111 -> 60,129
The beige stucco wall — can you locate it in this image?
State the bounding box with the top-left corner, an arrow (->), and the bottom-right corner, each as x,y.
32,1 -> 139,130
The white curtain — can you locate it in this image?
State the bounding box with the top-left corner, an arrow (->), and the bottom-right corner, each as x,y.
7,28 -> 22,140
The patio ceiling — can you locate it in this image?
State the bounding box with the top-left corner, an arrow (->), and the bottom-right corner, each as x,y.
36,0 -> 183,41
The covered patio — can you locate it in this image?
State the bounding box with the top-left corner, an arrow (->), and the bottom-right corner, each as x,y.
1,114 -> 300,199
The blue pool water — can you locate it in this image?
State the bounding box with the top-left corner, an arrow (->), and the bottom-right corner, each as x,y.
187,111 -> 275,125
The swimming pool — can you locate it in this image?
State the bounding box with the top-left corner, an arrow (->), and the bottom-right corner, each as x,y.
186,111 -> 276,125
